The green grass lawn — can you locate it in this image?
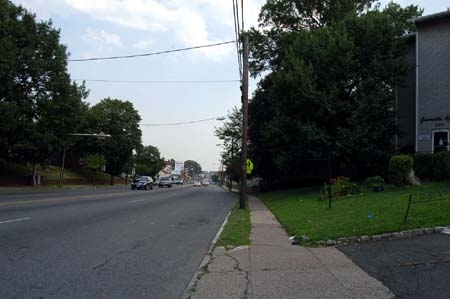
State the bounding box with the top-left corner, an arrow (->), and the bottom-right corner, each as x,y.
215,200 -> 251,248
261,182 -> 450,245
37,165 -> 86,179
0,160 -> 121,186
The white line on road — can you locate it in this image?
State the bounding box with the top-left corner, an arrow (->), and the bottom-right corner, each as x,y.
0,217 -> 31,225
129,199 -> 145,203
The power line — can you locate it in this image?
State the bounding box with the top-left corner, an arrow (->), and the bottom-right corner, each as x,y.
232,0 -> 243,80
68,40 -> 235,62
73,79 -> 240,84
141,117 -> 224,127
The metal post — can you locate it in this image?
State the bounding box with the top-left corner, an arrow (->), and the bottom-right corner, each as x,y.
403,194 -> 413,224
328,145 -> 332,209
240,35 -> 249,209
59,148 -> 66,188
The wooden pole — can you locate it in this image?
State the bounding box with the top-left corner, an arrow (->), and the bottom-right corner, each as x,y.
240,35 -> 249,209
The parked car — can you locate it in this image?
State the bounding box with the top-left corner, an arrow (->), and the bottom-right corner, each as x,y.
201,179 -> 210,186
159,177 -> 173,188
193,180 -> 202,187
131,176 -> 153,190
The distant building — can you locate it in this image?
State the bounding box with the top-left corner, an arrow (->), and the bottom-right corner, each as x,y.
158,161 -> 172,178
396,11 -> 450,153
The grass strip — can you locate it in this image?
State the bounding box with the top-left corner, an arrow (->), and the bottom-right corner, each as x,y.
215,199 -> 251,248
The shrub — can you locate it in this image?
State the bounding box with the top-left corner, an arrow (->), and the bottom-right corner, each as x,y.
412,153 -> 433,181
388,155 -> 413,186
432,151 -> 450,180
320,176 -> 360,199
365,176 -> 385,188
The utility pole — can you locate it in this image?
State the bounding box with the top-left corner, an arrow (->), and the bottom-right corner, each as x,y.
240,34 -> 249,209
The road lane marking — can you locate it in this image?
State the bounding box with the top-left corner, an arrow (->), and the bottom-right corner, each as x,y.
129,199 -> 145,203
0,191 -> 141,207
0,217 -> 31,225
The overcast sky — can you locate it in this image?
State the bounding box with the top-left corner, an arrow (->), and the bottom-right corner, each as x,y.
11,0 -> 450,171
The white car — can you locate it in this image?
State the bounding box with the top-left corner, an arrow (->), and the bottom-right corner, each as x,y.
193,181 -> 202,187
201,179 -> 210,186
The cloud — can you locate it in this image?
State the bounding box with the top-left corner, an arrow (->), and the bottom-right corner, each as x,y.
132,39 -> 154,50
82,28 -> 122,47
62,0 -> 239,60
11,0 -> 73,19
12,0 -> 266,61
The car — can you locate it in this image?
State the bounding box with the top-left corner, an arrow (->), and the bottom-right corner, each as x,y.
201,179 -> 210,186
193,180 -> 202,187
159,177 -> 173,188
173,178 -> 184,185
131,176 -> 153,190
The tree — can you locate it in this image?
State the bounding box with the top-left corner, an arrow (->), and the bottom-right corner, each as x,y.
0,0 -> 87,184
80,98 -> 142,184
134,145 -> 164,177
184,160 -> 202,176
84,154 -> 106,185
211,174 -> 219,184
248,0 -> 422,181
214,107 -> 242,184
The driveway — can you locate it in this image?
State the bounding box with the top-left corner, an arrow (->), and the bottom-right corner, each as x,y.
338,234 -> 450,299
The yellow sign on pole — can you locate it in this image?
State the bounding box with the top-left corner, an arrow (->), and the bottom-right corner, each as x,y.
246,159 -> 254,174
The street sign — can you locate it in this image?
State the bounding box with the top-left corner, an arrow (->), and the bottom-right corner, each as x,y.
98,131 -> 106,140
246,158 -> 254,174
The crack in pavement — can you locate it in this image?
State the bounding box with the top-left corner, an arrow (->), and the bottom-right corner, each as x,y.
225,251 -> 250,298
92,260 -> 109,270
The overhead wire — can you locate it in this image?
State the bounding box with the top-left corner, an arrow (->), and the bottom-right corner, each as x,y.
73,79 -> 240,84
232,0 -> 242,80
141,117 -> 224,126
68,40 -> 235,62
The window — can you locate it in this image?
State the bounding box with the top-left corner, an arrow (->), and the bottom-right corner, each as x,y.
433,130 -> 449,152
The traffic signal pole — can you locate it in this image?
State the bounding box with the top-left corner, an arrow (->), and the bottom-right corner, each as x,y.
240,35 -> 249,209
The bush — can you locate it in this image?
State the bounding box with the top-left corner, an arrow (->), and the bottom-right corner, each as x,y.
432,151 -> 450,180
365,176 -> 385,188
320,176 -> 360,199
412,153 -> 433,180
388,155 -> 413,186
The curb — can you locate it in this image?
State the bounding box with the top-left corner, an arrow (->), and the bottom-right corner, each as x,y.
180,208 -> 233,299
306,226 -> 449,247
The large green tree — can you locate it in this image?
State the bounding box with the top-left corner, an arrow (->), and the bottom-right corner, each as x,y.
248,1 -> 422,181
184,160 -> 202,176
0,0 -> 87,178
80,98 -> 142,184
134,145 -> 164,177
214,107 -> 242,183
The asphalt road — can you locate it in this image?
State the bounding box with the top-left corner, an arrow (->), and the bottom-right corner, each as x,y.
339,234 -> 450,299
0,184 -> 235,299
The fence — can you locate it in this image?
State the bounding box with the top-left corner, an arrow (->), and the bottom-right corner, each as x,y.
403,190 -> 450,224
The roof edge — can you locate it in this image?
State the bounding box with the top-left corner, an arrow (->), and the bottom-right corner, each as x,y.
414,10 -> 450,25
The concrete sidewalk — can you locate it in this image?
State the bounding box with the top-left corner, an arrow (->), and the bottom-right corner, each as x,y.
190,196 -> 394,299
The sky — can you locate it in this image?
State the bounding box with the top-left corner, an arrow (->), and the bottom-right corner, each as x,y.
10,0 -> 450,171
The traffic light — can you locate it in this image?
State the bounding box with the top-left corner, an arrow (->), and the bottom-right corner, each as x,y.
92,132 -> 112,140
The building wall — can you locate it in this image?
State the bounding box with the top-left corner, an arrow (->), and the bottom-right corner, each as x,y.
417,18 -> 450,152
396,36 -> 416,153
